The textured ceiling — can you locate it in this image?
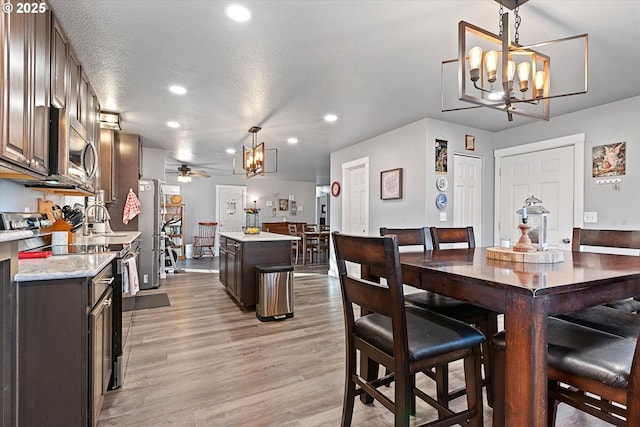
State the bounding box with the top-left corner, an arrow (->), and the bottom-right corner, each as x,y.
47,0 -> 640,184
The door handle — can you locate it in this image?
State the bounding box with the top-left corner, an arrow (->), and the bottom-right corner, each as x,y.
562,238 -> 571,244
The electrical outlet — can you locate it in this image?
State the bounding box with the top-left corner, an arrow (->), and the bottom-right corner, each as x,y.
143,274 -> 149,283
439,212 -> 447,222
584,212 -> 598,223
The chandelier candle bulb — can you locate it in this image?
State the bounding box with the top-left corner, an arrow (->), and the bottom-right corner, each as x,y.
469,46 -> 483,81
517,61 -> 531,92
535,71 -> 545,97
485,50 -> 499,82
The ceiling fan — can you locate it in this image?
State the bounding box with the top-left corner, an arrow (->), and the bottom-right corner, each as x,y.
166,164 -> 211,182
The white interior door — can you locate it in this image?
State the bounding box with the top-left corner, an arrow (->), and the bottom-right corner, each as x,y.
215,185 -> 247,254
342,158 -> 369,235
330,157 -> 369,278
454,154 -> 483,245
498,146 -> 575,248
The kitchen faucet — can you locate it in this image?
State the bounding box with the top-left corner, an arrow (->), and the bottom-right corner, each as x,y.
84,204 -> 114,235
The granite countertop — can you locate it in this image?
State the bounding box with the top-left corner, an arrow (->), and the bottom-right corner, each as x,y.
13,231 -> 140,282
220,231 -> 300,242
0,230 -> 34,242
16,252 -> 115,282
73,231 -> 141,246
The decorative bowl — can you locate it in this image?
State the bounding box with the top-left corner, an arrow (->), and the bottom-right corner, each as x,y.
243,227 -> 261,235
171,195 -> 182,204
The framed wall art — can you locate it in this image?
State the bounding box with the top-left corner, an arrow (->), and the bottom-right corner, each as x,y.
435,140 -> 447,174
465,134 -> 475,151
380,168 -> 403,200
592,142 -> 626,177
278,199 -> 289,211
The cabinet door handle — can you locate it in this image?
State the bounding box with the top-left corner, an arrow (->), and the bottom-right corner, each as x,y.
103,298 -> 112,307
99,277 -> 115,285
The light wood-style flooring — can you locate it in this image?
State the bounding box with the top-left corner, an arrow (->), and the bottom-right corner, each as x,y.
99,261 -> 614,426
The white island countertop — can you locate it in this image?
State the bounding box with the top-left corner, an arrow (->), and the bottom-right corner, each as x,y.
220,231 -> 300,242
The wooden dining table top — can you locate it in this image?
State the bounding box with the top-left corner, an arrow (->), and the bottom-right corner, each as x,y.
391,247 -> 640,426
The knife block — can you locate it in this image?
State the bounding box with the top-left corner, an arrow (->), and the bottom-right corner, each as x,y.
41,219 -> 76,243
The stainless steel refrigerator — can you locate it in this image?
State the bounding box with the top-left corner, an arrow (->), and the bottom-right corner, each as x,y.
138,179 -> 161,289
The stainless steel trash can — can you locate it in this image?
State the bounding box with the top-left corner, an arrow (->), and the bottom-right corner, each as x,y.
256,265 -> 294,321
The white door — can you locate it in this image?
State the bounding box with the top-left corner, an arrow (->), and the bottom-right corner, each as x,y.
498,145 -> 575,248
342,158 -> 369,235
329,157 -> 369,278
215,185 -> 247,254
454,154 -> 483,245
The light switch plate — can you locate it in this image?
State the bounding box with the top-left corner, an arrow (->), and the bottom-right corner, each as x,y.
439,212 -> 447,222
584,211 -> 598,223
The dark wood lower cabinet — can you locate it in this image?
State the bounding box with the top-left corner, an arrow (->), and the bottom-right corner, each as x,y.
17,263 -> 113,427
1,241 -> 18,427
218,235 -> 292,310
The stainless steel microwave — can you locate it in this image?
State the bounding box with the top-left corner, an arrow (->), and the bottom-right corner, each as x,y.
49,106 -> 97,188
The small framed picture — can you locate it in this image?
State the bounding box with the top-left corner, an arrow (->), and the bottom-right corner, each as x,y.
279,199 -> 289,211
465,135 -> 475,151
380,168 -> 403,200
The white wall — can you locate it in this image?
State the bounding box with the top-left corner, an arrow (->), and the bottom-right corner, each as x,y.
330,117 -> 495,245
163,172 -> 317,244
494,96 -> 640,229
0,180 -> 84,215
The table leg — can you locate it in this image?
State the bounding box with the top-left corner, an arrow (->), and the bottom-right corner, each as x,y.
504,293 -> 548,426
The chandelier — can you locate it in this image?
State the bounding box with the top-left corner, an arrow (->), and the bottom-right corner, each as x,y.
233,126 -> 278,178
441,0 -> 588,121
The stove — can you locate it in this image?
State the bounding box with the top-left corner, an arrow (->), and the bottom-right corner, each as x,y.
0,212 -> 53,231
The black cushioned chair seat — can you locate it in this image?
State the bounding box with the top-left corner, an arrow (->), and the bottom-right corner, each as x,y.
404,291 -> 491,318
603,297 -> 640,313
355,306 -> 485,362
493,317 -> 635,389
554,304 -> 640,339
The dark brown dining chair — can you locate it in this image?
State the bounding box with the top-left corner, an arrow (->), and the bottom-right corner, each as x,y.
332,232 -> 485,426
392,226 -> 498,407
492,312 -> 640,427
287,224 -> 299,264
571,227 -> 640,312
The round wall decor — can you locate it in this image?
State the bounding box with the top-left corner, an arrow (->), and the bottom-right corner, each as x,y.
436,193 -> 448,210
331,181 -> 341,197
436,176 -> 448,192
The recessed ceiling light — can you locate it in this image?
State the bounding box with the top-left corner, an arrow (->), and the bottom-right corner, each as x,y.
167,121 -> 181,128
225,4 -> 251,22
287,137 -> 298,144
226,148 -> 236,154
324,114 -> 338,122
169,85 -> 187,95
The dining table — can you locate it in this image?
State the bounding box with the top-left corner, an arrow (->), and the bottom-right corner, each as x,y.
363,247 -> 640,426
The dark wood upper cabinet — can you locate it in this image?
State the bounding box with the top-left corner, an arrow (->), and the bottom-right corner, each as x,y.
51,16 -> 67,109
67,47 -> 80,122
0,2 -> 50,175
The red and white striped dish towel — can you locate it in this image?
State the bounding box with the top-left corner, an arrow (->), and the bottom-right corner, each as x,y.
123,188 -> 141,225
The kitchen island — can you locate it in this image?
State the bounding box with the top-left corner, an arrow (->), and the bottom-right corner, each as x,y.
219,231 -> 299,310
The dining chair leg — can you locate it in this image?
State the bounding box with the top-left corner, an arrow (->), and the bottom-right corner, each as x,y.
342,348 -> 357,427
481,312 -> 498,407
491,336 -> 506,427
435,366 -> 450,415
464,345 -> 484,427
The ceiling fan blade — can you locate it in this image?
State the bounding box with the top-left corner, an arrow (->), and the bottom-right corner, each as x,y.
190,170 -> 210,178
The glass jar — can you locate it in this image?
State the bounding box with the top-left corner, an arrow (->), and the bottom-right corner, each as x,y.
244,207 -> 260,234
